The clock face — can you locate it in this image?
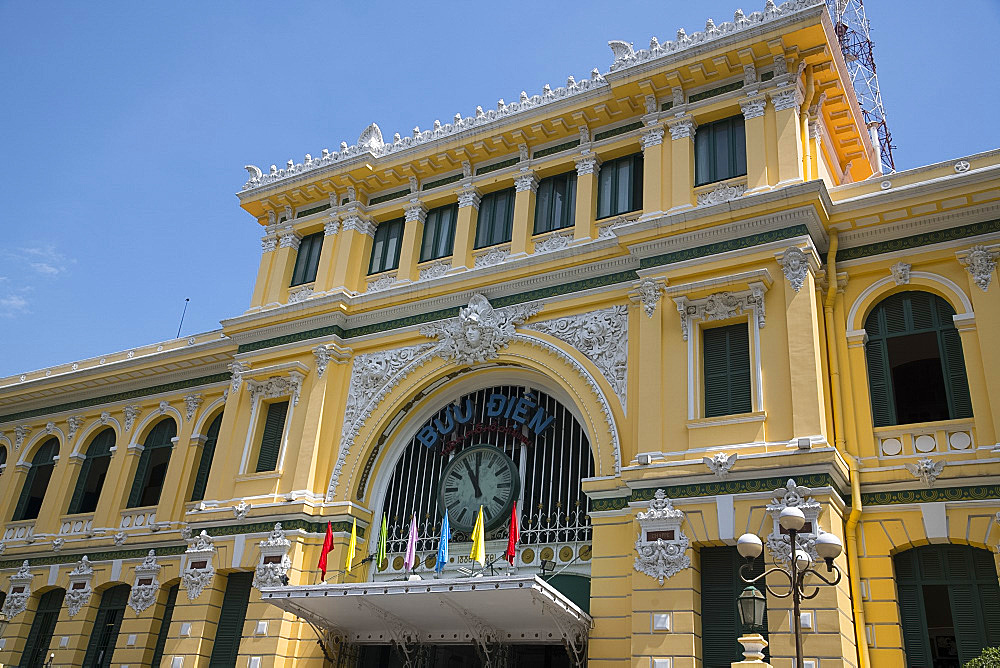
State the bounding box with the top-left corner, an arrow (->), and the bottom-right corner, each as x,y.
438,444 -> 520,532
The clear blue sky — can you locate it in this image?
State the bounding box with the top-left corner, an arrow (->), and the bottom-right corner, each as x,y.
1,1 -> 998,377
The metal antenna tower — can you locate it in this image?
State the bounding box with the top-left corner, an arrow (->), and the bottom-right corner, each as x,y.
827,0 -> 896,173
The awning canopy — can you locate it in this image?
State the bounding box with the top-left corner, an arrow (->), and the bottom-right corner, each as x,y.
261,574 -> 590,664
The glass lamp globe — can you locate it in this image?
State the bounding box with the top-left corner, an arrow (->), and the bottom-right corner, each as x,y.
794,549 -> 812,570
737,533 -> 764,559
815,532 -> 843,560
778,506 -> 806,532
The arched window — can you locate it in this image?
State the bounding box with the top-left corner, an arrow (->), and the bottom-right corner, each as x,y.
67,428 -> 115,515
82,584 -> 130,667
895,545 -> 1000,665
190,412 -> 223,502
126,419 -> 176,508
19,588 -> 65,668
864,291 -> 973,427
0,444 -> 8,468
12,438 -> 59,521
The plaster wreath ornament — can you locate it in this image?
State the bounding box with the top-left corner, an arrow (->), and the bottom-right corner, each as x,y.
474,246 -> 509,268
419,261 -> 451,280
634,490 -> 691,585
128,550 -> 161,614
633,278 -> 665,318
765,479 -> 821,564
367,274 -> 396,293
1,560 -> 33,618
527,305 -> 629,406
779,247 -> 810,292
65,556 -> 95,617
421,293 -> 540,365
960,244 -> 998,291
532,230 -> 572,253
182,531 -> 216,601
233,500 -> 251,521
906,457 -> 945,487
254,523 -> 293,590
703,452 -> 738,479
890,260 -> 912,286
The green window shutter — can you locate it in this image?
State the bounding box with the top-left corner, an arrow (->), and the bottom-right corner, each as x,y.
256,401 -> 288,473
289,233 -> 324,286
209,572 -> 253,668
951,583 -> 986,663
703,324 -> 752,418
67,455 -> 94,515
19,588 -> 65,668
12,464 -> 39,521
150,584 -> 179,668
82,584 -> 130,668
896,582 -> 931,666
0,445 -> 7,467
126,445 -> 154,508
368,218 -> 404,274
596,154 -> 642,219
191,413 -> 223,501
420,204 -> 458,262
127,419 -> 177,508
475,188 -> 515,249
864,336 -> 894,427
973,549 -> 1000,647
939,327 -> 973,418
701,547 -> 768,668
695,116 -> 747,186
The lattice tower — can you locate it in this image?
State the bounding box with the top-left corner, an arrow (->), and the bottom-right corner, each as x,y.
827,0 -> 896,173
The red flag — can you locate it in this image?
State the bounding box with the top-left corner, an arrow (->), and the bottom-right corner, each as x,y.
318,521 -> 334,579
504,502 -> 520,565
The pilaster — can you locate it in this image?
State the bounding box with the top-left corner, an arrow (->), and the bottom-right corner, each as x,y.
250,226 -> 278,308
769,86 -> 805,187
574,153 -> 600,241
741,94 -> 770,193
640,121 -> 666,219
629,278 -> 667,455
667,115 -> 697,212
394,198 -> 428,283
262,227 -> 301,305
157,411 -> 197,526
452,186 -> 481,271
312,211 -> 343,292
330,210 -> 376,294
780,253 -> 828,444
511,170 -> 538,256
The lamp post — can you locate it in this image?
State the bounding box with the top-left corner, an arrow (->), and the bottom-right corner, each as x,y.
736,506 -> 844,668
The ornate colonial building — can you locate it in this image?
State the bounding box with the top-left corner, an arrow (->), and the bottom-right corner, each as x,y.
1,1 -> 999,666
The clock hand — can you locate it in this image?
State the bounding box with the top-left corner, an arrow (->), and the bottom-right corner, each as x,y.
464,460 -> 482,498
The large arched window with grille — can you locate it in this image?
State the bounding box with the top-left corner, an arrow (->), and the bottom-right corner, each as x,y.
67,428 -> 115,515
127,418 -> 176,508
894,544 -> 1000,665
372,384 -> 594,578
864,291 -> 972,426
12,438 -> 59,521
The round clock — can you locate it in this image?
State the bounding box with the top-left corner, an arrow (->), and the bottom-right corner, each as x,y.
438,444 -> 521,533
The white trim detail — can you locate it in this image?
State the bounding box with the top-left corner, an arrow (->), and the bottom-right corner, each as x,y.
845,271 -> 974,330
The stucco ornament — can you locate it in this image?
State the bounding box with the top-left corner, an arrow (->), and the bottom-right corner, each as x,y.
233,500 -> 250,522
230,360 -> 249,393
1,560 -> 33,618
0,542 -> 5,555
474,246 -> 509,268
421,294 -> 540,365
634,490 -> 691,585
247,371 -> 304,407
674,283 -> 766,341
367,274 -> 396,293
765,479 -> 820,565
960,245 -> 998,291
124,404 -> 142,432
533,230 -> 572,253
113,531 -> 127,546
51,537 -> 64,552
182,531 -> 216,601
184,394 -> 203,422
633,278 -> 665,318
67,416 -> 85,441
906,457 -> 945,487
254,523 -> 293,590
14,425 -> 32,450
890,261 -> 912,286
703,452 -> 738,479
313,344 -> 350,378
779,247 -> 810,292
697,182 -> 747,206
128,550 -> 161,614
65,556 -> 95,617
419,261 -> 451,280
526,305 -> 628,408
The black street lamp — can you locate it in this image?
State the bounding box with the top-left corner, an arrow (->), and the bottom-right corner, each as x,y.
737,506 -> 844,668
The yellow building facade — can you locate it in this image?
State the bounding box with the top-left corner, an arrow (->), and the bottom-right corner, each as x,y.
1,1 -> 999,666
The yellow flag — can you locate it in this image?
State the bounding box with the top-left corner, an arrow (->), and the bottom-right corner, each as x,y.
345,518 -> 357,572
469,506 -> 486,566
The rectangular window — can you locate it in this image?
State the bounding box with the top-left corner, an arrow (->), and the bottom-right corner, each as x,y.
475,188 -> 516,249
703,324 -> 752,417
596,153 -> 643,219
701,547 -> 768,667
208,573 -> 253,668
534,172 -> 577,234
695,116 -> 747,186
256,401 -> 288,473
420,204 -> 458,262
289,232 -> 324,286
368,218 -> 404,274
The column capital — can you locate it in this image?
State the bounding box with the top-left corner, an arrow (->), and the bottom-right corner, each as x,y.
575,152 -> 601,176
404,198 -> 427,223
514,169 -> 538,194
323,215 -> 341,236
740,94 -> 768,120
277,227 -> 301,250
641,124 -> 665,150
341,214 -> 376,237
261,235 -> 278,253
457,186 -> 481,210
667,115 -> 697,140
769,85 -> 803,112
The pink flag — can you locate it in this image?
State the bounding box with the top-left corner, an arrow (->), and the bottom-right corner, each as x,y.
403,514 -> 418,572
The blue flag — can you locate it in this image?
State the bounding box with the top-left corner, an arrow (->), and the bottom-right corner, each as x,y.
435,510 -> 450,574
